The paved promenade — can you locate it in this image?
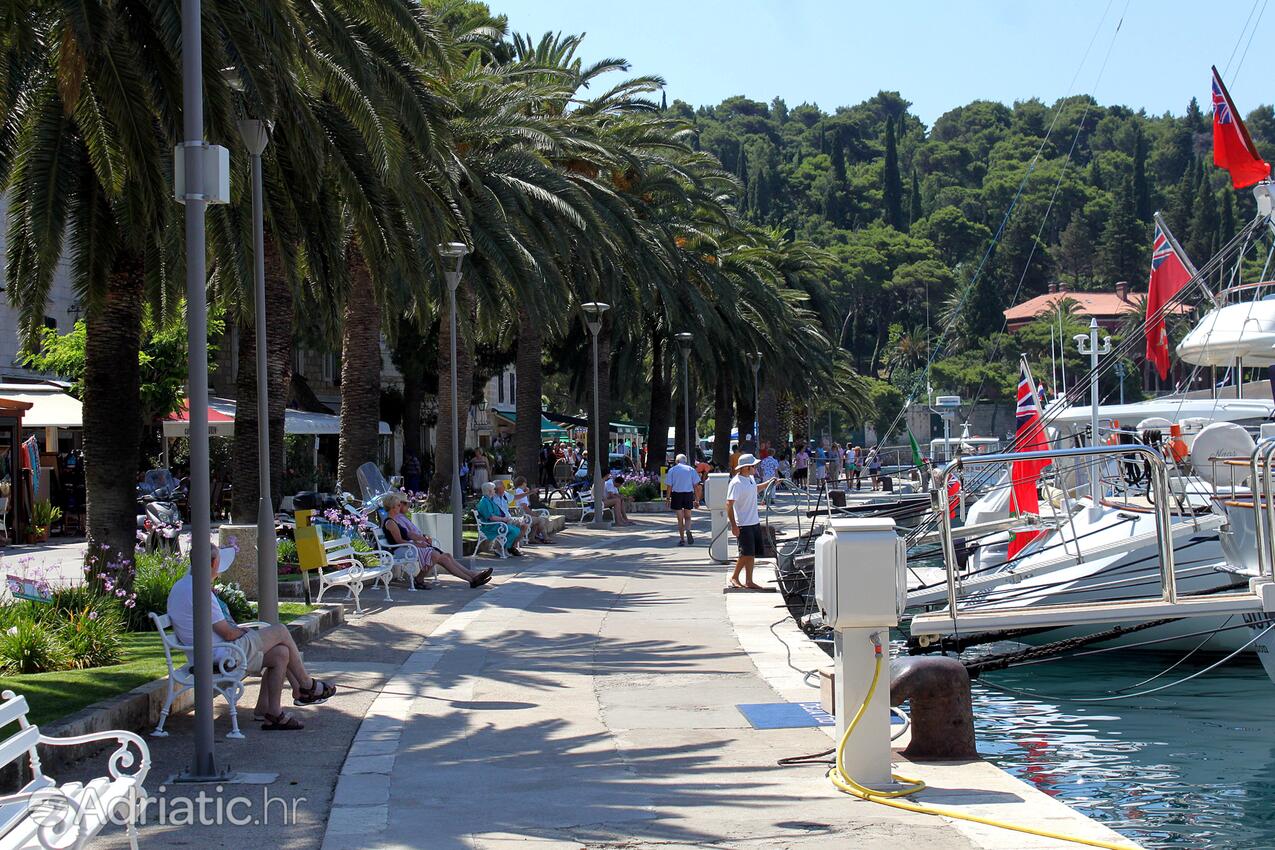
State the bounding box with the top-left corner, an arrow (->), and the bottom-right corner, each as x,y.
86,509 -> 1136,850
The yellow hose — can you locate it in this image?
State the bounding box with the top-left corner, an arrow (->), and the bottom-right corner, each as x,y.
829,641 -> 1140,850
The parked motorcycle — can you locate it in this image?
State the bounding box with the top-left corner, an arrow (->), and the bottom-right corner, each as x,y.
136,468 -> 183,553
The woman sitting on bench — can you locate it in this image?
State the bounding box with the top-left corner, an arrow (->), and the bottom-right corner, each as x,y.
382,493 -> 492,588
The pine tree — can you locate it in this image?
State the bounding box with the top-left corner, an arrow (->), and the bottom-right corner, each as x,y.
1090,157 -> 1103,192
882,118 -> 905,229
1100,174 -> 1144,285
909,168 -> 922,230
1167,154 -> 1197,235
1186,96 -> 1205,133
1058,214 -> 1094,287
1133,124 -> 1151,221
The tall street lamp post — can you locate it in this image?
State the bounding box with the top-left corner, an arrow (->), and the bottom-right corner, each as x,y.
676,333 -> 694,459
584,303 -> 611,529
237,118 -> 278,626
177,0 -> 230,781
748,351 -> 762,451
440,243 -> 470,560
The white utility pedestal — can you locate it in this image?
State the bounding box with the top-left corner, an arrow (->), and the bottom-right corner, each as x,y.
704,473 -> 731,563
814,516 -> 905,788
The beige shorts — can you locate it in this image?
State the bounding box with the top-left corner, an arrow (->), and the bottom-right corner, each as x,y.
229,628 -> 264,675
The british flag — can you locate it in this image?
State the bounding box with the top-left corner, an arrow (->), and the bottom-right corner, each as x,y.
1212,66 -> 1269,188
1212,77 -> 1232,124
1151,226 -> 1174,271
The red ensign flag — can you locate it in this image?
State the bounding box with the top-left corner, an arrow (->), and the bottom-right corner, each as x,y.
1212,67 -> 1270,189
1145,223 -> 1193,380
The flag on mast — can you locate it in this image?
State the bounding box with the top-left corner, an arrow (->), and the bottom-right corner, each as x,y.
1145,219 -> 1194,380
1007,359 -> 1050,559
1212,66 -> 1270,189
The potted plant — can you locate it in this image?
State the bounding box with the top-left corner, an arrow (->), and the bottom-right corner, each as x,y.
28,499 -> 61,542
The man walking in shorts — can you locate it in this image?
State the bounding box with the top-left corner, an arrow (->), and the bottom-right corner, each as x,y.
726,454 -> 776,589
665,453 -> 699,546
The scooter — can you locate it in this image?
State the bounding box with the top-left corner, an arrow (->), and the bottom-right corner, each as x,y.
136,468 -> 183,553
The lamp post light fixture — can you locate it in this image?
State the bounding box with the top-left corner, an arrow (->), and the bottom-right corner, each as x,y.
584,302 -> 611,529
1074,318 -> 1112,512
748,351 -> 762,451
439,242 -> 470,560
675,333 -> 694,459
236,117 -> 279,626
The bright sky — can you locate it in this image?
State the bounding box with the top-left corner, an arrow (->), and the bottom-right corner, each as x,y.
493,1 -> 1273,126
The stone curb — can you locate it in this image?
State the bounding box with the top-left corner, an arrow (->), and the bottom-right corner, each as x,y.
7,603 -> 344,781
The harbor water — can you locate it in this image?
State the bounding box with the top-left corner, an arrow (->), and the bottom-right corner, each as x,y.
971,650 -> 1275,850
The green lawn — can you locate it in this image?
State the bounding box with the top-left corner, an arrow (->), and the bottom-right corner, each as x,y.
1,602 -> 314,727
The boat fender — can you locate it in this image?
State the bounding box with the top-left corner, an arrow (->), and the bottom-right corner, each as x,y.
1169,424 -> 1189,463
890,656 -> 976,760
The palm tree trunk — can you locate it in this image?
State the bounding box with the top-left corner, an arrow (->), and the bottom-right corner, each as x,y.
84,250 -> 143,579
230,241 -> 292,519
337,246 -> 381,494
429,279 -> 475,500
712,370 -> 733,471
758,383 -> 780,451
514,305 -> 543,486
645,332 -> 671,473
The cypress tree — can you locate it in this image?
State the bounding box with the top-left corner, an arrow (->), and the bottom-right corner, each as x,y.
1168,154 -> 1197,235
1133,125 -> 1151,222
831,133 -> 847,183
909,167 -> 922,229
1220,188 -> 1236,245
1187,173 -> 1220,262
882,118 -> 905,229
1100,174 -> 1143,285
660,91 -> 667,111
735,143 -> 749,190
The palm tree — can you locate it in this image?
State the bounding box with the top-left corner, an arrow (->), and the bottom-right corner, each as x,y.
1,3 -> 180,570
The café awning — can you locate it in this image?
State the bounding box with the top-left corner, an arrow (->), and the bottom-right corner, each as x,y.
163,397 -> 390,438
0,384 -> 82,429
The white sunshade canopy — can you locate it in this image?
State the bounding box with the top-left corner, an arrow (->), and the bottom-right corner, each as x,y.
0,383 -> 83,428
163,397 -> 390,438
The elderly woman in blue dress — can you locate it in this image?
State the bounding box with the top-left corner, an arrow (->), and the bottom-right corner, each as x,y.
477,481 -> 525,556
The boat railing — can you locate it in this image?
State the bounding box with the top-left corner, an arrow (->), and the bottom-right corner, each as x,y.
935,444 -> 1175,618
1248,439 -> 1275,578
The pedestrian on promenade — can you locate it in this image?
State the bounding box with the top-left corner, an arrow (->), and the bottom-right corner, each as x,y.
792,444 -> 809,488
401,452 -> 422,492
470,446 -> 490,492
167,545 -> 336,731
664,453 -> 698,546
867,448 -> 882,490
758,449 -> 780,507
726,453 -> 776,590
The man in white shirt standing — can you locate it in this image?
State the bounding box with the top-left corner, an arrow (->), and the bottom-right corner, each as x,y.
726,454 -> 776,590
664,453 -> 699,546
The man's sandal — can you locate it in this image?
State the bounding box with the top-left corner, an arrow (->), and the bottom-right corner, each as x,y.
261,711 -> 304,731
294,678 -> 337,706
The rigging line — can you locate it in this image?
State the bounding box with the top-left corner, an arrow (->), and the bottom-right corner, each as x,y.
1223,0 -> 1263,79
1232,0 -> 1270,84
966,0 -> 1128,412
1112,615 -> 1234,691
979,622 -> 1275,703
867,0 -> 1118,450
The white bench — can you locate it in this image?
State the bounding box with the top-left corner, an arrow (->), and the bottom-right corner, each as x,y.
366,524 -> 435,589
472,510 -> 510,558
576,488 -> 613,525
0,690 -> 150,850
149,612 -> 269,740
313,534 -> 393,614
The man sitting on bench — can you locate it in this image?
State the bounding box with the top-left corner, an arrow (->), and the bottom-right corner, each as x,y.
167,545 -> 336,731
